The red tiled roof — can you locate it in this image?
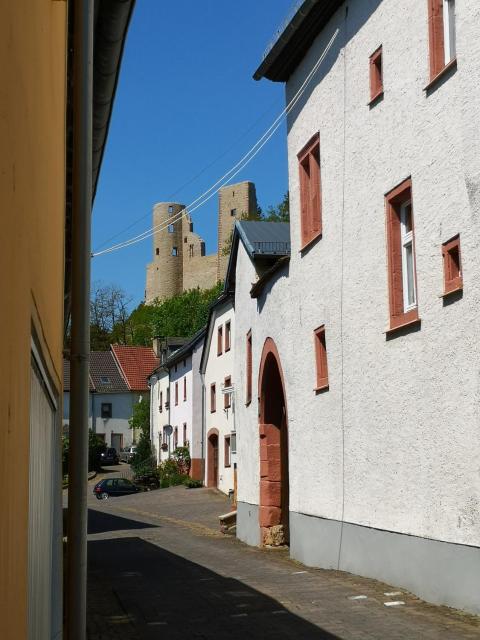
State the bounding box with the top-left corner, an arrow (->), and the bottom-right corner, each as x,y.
111,345 -> 159,391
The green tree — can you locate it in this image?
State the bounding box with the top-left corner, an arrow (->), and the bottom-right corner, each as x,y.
129,398 -> 154,475
264,191 -> 289,223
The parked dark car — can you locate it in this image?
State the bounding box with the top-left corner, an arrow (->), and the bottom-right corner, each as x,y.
100,447 -> 119,466
93,477 -> 141,500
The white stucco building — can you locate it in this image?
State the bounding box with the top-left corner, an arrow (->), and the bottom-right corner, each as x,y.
199,294 -> 236,495
149,331 -> 205,479
232,0 -> 480,615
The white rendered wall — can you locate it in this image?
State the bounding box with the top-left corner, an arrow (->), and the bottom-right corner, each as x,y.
151,370 -> 170,464
204,300 -> 235,495
236,0 -> 480,550
169,356 -> 194,454
92,392 -> 135,448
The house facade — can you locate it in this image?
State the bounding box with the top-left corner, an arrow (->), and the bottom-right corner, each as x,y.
0,1 -> 134,637
234,0 -> 480,615
149,330 -> 205,479
64,346 -> 159,450
200,295 -> 236,495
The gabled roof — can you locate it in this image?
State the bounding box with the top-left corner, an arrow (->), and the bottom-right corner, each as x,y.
63,359 -> 95,392
111,345 -> 159,392
225,220 -> 291,293
89,351 -> 129,393
253,0 -> 343,82
162,327 -> 207,371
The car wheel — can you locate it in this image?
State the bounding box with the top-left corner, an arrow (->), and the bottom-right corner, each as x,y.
99,492 -> 109,500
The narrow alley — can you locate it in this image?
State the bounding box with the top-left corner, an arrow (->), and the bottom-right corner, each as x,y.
86,477 -> 479,640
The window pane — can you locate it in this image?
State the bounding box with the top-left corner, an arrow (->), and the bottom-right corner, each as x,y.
405,243 -> 415,306
443,0 -> 456,64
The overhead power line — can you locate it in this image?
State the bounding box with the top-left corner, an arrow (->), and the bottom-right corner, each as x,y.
92,28 -> 339,259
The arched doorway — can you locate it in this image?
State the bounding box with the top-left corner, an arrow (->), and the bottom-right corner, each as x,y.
207,429 -> 219,488
258,338 -> 289,546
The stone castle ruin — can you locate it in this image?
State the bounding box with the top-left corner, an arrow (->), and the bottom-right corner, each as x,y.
145,181 -> 257,303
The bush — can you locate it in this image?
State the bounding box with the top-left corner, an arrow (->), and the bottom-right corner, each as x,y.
184,478 -> 203,489
158,458 -> 188,487
171,446 -> 191,475
62,431 -> 106,475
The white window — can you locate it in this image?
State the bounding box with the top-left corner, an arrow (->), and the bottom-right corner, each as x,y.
168,205 -> 174,214
443,0 -> 456,65
231,432 -> 237,454
400,200 -> 416,311
167,224 -> 174,233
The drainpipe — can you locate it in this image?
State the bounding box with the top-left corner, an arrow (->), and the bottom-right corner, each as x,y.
66,1 -> 93,638
200,371 -> 206,482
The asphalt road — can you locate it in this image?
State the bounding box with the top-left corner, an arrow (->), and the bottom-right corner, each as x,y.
84,468 -> 480,640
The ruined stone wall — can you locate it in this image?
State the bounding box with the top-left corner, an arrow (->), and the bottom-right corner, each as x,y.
217,181 -> 257,281
183,254 -> 217,292
145,202 -> 184,303
145,182 -> 257,302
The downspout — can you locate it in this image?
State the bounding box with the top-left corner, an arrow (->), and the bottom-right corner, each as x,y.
66,1 -> 93,638
200,370 -> 206,482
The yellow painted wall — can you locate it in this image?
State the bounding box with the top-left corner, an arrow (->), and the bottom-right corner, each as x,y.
0,1 -> 67,637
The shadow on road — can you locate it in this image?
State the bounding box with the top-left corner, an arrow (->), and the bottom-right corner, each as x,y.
88,536 -> 340,639
87,509 -> 158,535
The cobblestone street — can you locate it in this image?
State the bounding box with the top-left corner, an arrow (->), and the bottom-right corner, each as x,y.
86,476 -> 479,639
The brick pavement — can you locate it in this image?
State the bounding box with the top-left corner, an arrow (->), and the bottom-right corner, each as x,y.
86,484 -> 480,639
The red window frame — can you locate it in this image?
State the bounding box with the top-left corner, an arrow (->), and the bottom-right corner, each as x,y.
224,376 -> 232,409
428,0 -> 456,81
314,326 -> 329,391
210,383 -> 216,413
183,376 -> 187,401
298,133 -> 322,250
224,436 -> 231,468
183,422 -> 187,445
369,45 -> 383,102
174,381 -> 178,406
442,234 -> 462,294
225,321 -> 231,352
385,178 -> 419,331
159,391 -> 163,413
246,330 -> 252,405
217,325 -> 223,356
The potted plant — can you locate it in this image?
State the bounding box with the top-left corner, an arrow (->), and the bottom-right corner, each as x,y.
161,442 -> 168,452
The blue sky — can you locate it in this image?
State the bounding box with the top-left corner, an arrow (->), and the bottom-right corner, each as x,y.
92,0 -> 296,307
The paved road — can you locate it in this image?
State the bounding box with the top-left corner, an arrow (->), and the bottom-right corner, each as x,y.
86,471 -> 479,639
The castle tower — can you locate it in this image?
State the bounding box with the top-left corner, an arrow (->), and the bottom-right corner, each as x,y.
216,181 -> 258,280
145,202 -> 185,303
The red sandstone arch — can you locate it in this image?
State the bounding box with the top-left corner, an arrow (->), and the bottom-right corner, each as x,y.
258,338 -> 289,546
206,428 -> 219,488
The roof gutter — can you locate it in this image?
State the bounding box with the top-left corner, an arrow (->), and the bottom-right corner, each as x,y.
66,2 -> 94,639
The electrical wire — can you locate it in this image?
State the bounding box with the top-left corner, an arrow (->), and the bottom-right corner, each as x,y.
92,28 -> 339,258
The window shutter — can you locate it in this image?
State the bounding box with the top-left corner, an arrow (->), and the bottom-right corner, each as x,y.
388,205 -> 404,318
310,148 -> 321,236
428,0 -> 445,77
299,160 -> 309,244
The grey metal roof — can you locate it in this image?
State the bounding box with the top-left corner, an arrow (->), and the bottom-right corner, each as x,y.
236,221 -> 291,257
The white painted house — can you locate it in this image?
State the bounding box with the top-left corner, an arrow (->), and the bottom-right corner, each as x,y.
199,293 -> 236,495
149,330 -> 205,479
233,0 -> 480,616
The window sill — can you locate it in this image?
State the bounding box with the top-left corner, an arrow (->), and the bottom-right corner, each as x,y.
314,383 -> 329,394
440,284 -> 463,298
245,399 -> 252,407
368,90 -> 384,107
385,317 -> 421,336
424,58 -> 457,93
225,347 -> 231,353
210,409 -> 216,414
300,231 -> 322,254
224,463 -> 231,468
